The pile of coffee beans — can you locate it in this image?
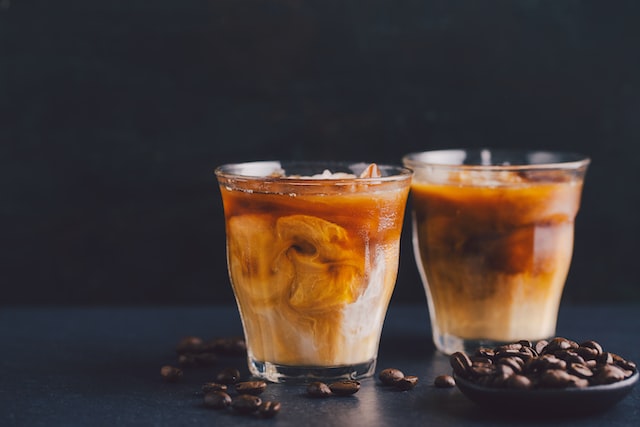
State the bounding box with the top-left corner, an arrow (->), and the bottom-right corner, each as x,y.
450,337 -> 637,389
306,380 -> 361,397
378,368 -> 419,391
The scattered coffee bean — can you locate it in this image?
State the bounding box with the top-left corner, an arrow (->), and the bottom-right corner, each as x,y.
160,365 -> 183,382
176,336 -> 204,354
307,381 -> 332,398
379,368 -> 405,386
394,375 -> 419,391
215,367 -> 241,385
203,391 -> 232,409
231,394 -> 262,414
257,401 -> 281,418
235,381 -> 268,396
448,337 -> 636,390
202,382 -> 228,393
329,380 -> 361,396
434,374 -> 456,388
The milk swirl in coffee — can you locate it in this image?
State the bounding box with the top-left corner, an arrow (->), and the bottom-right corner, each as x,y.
216,162 -> 411,381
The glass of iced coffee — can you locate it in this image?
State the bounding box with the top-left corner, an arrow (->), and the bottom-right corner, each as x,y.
403,150 -> 590,355
215,161 -> 412,382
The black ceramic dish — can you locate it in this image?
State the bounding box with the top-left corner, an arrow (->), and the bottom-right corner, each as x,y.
454,371 -> 639,416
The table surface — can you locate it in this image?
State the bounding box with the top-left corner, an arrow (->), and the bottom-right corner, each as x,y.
1,304 -> 639,427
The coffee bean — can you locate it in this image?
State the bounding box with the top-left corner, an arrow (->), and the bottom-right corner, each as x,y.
394,375 -> 418,391
160,365 -> 183,382
576,346 -> 599,360
176,336 -> 204,354
307,381 -> 332,398
543,337 -> 576,354
496,356 -> 524,373
475,347 -> 495,358
571,377 -> 590,388
202,382 -> 228,393
231,394 -> 262,414
519,346 -> 538,359
491,364 -> 516,387
539,369 -> 574,388
470,356 -> 493,365
496,343 -> 523,352
329,380 -> 361,396
470,364 -> 494,377
506,374 -> 532,389
612,353 -> 637,372
555,350 -> 585,365
597,352 -> 614,365
580,340 -> 603,355
591,364 -> 628,385
534,339 -> 549,355
235,381 -> 267,396
258,401 -> 281,418
379,368 -> 405,386
568,363 -> 594,379
434,374 -> 455,388
215,367 -> 241,385
539,354 -> 567,370
450,351 -> 473,378
203,391 -> 231,409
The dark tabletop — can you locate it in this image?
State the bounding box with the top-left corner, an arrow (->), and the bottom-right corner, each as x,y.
1,304 -> 639,427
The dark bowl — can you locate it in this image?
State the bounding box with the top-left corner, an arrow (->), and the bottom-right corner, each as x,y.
454,371 -> 639,416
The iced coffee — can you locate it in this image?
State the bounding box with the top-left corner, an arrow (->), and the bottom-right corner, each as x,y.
215,161 -> 412,382
403,150 -> 590,354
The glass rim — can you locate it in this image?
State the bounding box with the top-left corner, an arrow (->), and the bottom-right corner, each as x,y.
215,160 -> 413,184
403,149 -> 591,171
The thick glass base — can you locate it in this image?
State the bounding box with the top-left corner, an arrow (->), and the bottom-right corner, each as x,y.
248,357 -> 376,384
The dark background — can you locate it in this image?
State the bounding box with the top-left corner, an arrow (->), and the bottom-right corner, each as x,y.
2,0 -> 639,306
